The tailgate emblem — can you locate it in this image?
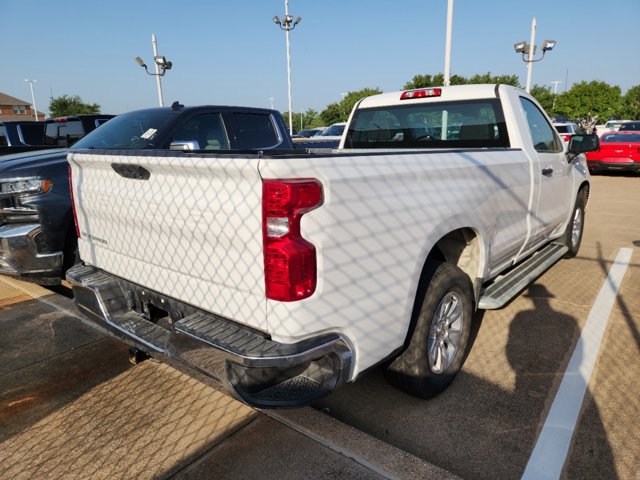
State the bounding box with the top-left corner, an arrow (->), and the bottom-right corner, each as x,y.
111,163 -> 150,180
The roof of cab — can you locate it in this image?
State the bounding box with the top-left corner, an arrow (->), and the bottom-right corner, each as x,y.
357,84 -> 511,109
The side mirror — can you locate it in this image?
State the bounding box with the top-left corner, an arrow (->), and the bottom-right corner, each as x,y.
169,140 -> 200,151
568,134 -> 599,154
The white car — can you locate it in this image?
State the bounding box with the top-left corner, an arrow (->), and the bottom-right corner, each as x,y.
553,122 -> 582,143
315,121 -> 347,140
594,120 -> 630,135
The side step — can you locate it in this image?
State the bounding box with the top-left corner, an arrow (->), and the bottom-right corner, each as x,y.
478,243 -> 568,310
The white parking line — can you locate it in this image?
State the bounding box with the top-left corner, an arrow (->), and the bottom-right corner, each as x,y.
521,247 -> 633,480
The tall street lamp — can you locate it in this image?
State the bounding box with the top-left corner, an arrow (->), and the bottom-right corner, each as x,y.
514,18 -> 556,93
25,79 -> 39,121
550,80 -> 562,110
135,33 -> 173,107
273,0 -> 302,135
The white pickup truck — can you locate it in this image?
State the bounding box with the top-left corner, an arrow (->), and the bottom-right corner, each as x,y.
67,85 -> 598,408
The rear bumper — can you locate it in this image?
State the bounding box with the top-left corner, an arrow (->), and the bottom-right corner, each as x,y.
587,160 -> 640,173
66,263 -> 353,408
0,223 -> 63,284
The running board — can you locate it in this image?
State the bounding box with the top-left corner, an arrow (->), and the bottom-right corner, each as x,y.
478,243 -> 568,310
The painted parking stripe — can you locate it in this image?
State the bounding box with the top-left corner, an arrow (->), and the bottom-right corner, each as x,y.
521,247 -> 633,480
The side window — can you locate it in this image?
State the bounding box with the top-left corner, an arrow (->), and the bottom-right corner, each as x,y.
169,113 -> 229,150
0,127 -> 8,146
519,98 -> 562,153
228,113 -> 279,149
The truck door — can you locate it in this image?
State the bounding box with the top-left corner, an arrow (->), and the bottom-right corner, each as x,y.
518,97 -> 572,246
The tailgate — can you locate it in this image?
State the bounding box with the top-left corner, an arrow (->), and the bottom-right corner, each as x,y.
69,151 -> 268,331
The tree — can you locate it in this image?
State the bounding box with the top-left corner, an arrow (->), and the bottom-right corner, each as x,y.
621,85 -> 640,120
403,72 -> 520,90
49,95 -> 101,117
284,109 -> 321,131
320,87 -> 382,125
530,85 -> 556,115
553,81 -> 622,124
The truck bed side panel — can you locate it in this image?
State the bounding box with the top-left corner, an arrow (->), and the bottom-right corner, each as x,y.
259,148 -> 531,376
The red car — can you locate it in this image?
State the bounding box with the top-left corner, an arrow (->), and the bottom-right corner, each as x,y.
586,131 -> 640,173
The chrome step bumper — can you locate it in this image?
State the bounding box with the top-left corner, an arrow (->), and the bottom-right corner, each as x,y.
67,264 -> 353,408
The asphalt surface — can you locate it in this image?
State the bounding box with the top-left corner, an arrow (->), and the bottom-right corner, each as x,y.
0,174 -> 638,479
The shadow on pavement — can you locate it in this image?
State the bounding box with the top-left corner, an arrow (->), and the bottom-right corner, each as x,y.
312,280 -> 618,480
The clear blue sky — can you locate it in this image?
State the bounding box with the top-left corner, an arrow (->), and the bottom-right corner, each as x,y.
3,0 -> 639,116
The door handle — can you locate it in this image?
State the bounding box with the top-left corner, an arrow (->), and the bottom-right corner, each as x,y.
542,167 -> 553,176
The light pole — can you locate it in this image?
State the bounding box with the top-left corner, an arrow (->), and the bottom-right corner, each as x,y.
25,79 -> 38,121
514,18 -> 556,93
134,33 -> 173,107
269,97 -> 274,110
550,80 -> 562,110
443,0 -> 454,86
273,0 -> 302,135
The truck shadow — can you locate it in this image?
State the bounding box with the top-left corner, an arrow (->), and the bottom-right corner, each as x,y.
312,282 -> 618,480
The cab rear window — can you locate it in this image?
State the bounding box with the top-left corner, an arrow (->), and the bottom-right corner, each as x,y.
344,99 -> 509,149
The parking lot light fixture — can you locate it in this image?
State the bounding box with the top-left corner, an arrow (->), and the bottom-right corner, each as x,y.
514,18 -> 556,93
25,79 -> 39,121
135,34 -> 173,107
273,0 -> 302,136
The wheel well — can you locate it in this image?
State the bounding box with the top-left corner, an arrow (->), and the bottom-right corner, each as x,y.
431,228 -> 481,287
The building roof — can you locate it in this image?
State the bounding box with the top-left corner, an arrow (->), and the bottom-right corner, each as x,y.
0,92 -> 30,106
0,91 -> 46,121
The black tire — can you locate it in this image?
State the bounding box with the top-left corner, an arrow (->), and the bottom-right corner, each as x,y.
562,190 -> 586,259
62,227 -> 80,273
385,262 -> 473,398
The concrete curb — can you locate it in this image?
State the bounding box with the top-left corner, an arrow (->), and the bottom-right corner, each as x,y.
266,408 -> 461,480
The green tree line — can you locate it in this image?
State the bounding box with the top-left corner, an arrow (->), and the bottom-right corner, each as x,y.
284,73 -> 640,131
48,76 -> 639,132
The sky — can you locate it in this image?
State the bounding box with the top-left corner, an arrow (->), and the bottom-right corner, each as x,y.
2,0 -> 639,117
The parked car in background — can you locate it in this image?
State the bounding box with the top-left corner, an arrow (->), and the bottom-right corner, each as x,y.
594,120 -> 630,135
0,121 -> 49,156
618,121 -> 640,132
553,122 -> 583,144
293,127 -> 326,138
43,114 -> 115,147
586,131 -> 640,173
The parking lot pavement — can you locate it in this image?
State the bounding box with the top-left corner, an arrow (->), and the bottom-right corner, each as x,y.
0,277 -> 457,480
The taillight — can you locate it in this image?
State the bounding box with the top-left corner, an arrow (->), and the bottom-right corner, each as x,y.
68,164 -> 80,238
562,134 -> 571,142
263,179 -> 323,301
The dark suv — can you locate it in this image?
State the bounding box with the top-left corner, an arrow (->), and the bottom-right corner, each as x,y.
0,121 -> 48,155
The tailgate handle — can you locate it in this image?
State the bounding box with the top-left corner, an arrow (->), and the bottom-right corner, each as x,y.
541,167 -> 553,176
111,163 -> 150,180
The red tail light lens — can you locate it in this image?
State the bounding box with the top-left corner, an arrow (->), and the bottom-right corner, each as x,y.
263,179 -> 323,301
68,164 -> 80,239
562,134 -> 571,142
400,88 -> 442,100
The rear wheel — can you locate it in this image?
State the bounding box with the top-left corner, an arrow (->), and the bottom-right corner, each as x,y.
385,262 -> 473,398
563,190 -> 586,259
